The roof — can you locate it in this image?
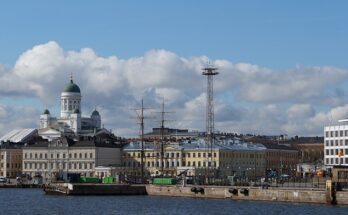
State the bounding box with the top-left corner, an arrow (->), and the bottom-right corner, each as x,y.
63,79 -> 81,93
0,143 -> 24,149
25,141 -> 49,148
262,143 -> 296,151
91,110 -> 100,116
123,138 -> 267,152
70,140 -> 120,148
25,136 -> 121,149
0,129 -> 38,143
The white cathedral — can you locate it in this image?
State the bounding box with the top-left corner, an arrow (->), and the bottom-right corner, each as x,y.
39,78 -> 105,140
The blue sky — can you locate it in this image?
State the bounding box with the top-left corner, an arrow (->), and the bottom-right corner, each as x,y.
1,0 -> 347,68
0,0 -> 348,137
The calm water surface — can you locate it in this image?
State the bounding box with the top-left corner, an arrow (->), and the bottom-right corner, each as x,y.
0,189 -> 347,215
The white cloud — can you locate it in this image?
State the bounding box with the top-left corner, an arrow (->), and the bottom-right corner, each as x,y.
0,41 -> 348,137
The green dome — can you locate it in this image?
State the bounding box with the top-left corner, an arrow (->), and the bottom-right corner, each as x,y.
91,110 -> 100,116
43,109 -> 50,114
63,79 -> 81,93
73,109 -> 80,114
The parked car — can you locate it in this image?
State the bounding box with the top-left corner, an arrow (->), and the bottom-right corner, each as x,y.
0,176 -> 7,183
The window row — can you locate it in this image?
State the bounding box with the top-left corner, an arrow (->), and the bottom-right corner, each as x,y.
326,157 -> 348,165
326,130 -> 348,138
0,163 -> 21,168
24,162 -> 94,170
0,154 -> 21,159
124,152 -> 218,159
123,160 -> 217,168
325,148 -> 348,156
325,139 -> 348,147
24,152 -> 94,159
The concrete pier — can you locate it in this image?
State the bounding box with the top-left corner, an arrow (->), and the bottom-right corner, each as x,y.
42,183 -> 348,205
145,185 -> 348,205
44,183 -> 147,195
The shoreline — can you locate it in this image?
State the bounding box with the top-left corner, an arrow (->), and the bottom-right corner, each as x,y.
3,183 -> 348,206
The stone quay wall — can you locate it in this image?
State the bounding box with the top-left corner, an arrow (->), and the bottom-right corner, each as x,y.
146,185 -> 348,205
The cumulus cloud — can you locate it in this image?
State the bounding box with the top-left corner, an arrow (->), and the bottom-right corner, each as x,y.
0,104 -> 40,133
0,41 -> 348,137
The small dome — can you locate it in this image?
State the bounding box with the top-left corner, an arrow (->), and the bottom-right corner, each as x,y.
91,110 -> 100,116
43,109 -> 50,115
73,109 -> 80,114
63,79 -> 81,93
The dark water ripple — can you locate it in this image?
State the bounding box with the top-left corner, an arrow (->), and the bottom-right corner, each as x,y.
0,189 -> 347,215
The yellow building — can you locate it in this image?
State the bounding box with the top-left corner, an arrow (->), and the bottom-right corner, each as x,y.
0,144 -> 23,178
121,140 -> 268,181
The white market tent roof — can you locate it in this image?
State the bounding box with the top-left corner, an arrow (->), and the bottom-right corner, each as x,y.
0,128 -> 37,143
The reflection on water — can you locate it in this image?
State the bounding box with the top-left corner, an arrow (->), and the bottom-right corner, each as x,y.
0,189 -> 347,215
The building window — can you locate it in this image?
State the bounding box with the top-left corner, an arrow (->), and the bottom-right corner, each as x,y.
45,154 -> 47,159
331,131 -> 334,137
325,131 -> 329,137
63,154 -> 66,159
193,153 -> 196,158
335,131 -> 339,137
340,130 -> 344,137
198,153 -> 201,158
188,161 -> 191,166
57,153 -> 60,158
90,153 -> 93,158
187,153 -> 190,158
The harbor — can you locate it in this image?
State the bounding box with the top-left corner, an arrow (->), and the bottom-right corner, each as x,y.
2,189 -> 347,215
39,181 -> 348,205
